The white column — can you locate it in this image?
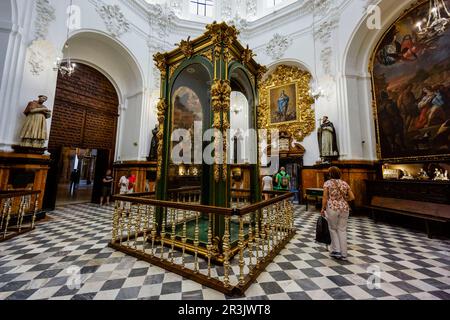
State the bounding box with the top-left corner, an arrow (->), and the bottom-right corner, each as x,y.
0,1 -> 35,151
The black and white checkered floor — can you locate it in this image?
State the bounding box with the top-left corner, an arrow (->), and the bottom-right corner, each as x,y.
0,203 -> 449,300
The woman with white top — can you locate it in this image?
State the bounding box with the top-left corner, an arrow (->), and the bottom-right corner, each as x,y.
118,171 -> 131,211
262,175 -> 273,200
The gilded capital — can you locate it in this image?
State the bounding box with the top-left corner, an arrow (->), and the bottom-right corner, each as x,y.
153,52 -> 168,78
211,79 -> 231,112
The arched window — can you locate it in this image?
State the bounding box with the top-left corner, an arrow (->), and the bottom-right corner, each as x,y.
190,0 -> 214,17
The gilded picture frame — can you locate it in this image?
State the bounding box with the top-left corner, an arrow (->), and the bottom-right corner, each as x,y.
258,65 -> 315,141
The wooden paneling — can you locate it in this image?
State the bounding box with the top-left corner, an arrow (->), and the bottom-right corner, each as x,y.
112,161 -> 158,194
301,161 -> 377,208
0,152 -> 51,209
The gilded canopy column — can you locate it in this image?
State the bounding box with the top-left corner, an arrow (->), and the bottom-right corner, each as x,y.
153,52 -> 168,183
211,79 -> 231,183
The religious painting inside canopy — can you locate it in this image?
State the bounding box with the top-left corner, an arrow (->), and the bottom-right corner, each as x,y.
371,0 -> 450,161
168,64 -> 210,192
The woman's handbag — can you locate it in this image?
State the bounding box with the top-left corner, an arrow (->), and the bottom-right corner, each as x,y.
315,215 -> 331,245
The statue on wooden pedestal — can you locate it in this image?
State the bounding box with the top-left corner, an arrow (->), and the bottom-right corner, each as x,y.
18,95 -> 52,149
317,116 -> 339,163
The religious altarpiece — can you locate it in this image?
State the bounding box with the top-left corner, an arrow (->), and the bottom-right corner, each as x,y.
258,65 -> 315,203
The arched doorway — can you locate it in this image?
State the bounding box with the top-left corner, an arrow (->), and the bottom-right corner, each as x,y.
44,63 -> 119,209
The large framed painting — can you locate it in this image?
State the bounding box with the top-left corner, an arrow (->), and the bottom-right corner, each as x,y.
371,0 -> 450,161
258,65 -> 315,141
269,83 -> 298,124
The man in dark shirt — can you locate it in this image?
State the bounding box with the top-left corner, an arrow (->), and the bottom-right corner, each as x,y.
100,169 -> 114,206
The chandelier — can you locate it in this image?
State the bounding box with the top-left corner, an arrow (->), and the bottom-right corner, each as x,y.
55,45 -> 76,77
416,0 -> 450,39
54,0 -> 76,77
309,83 -> 325,100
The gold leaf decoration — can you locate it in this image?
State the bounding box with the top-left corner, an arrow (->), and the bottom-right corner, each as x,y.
176,36 -> 194,59
241,45 -> 255,65
258,65 -> 315,141
156,98 -> 167,180
153,52 -> 168,78
210,79 -> 231,182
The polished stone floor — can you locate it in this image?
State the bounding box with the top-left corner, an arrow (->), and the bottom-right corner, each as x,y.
55,183 -> 93,206
0,203 -> 449,300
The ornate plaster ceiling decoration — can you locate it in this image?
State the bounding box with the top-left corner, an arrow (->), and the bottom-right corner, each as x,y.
28,39 -> 58,76
314,16 -> 339,44
299,0 -> 333,16
148,2 -> 177,38
93,0 -> 131,38
265,33 -> 293,60
34,0 -> 56,40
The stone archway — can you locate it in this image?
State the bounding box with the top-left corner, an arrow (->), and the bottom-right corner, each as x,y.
42,30 -> 146,210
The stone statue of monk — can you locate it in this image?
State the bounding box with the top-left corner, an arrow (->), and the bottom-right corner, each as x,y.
317,116 -> 339,162
19,95 -> 52,148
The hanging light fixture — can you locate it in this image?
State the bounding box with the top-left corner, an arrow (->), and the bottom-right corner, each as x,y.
309,0 -> 324,101
54,0 -> 76,77
416,0 -> 450,40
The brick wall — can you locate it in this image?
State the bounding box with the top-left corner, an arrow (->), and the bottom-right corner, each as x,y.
48,63 -> 119,157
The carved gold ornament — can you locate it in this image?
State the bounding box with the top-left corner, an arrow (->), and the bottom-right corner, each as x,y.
206,21 -> 239,63
177,36 -> 194,59
211,79 -> 232,112
241,45 -> 255,65
153,52 -> 167,78
257,65 -> 268,82
200,49 -> 214,62
156,98 -> 167,180
258,65 -> 315,141
211,79 -> 231,182
169,62 -> 182,79
206,21 -> 239,48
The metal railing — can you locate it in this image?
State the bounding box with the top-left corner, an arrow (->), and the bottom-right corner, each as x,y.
0,190 -> 41,241
109,190 -> 295,296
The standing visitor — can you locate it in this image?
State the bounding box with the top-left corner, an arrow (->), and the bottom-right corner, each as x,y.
262,175 -> 273,200
100,169 -> 114,206
69,169 -> 79,195
119,171 -> 131,195
274,167 -> 290,191
128,173 -> 136,194
321,167 -> 355,261
119,171 -> 131,211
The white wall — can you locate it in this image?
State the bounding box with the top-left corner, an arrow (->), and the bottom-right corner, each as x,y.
0,0 -> 418,165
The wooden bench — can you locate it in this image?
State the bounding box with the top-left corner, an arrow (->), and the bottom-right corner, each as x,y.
365,196 -> 450,238
304,188 -> 323,211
